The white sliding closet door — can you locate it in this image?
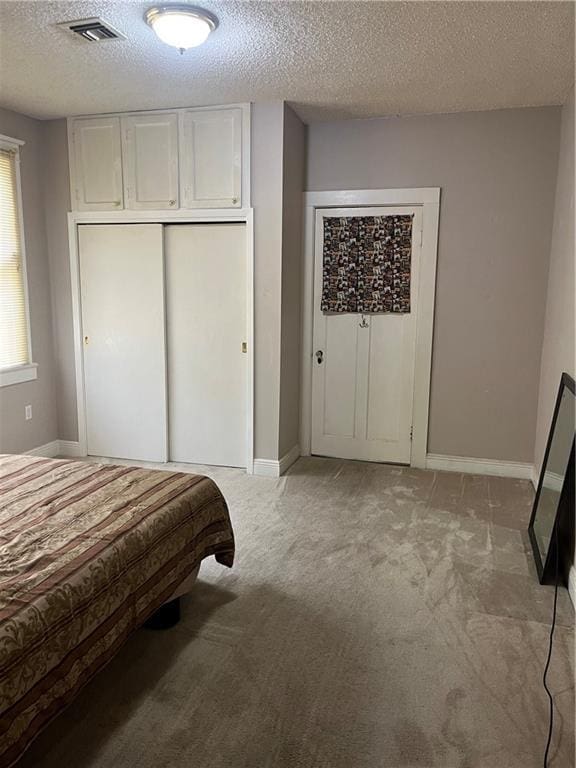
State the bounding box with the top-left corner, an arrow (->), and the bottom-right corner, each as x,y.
165,223 -> 247,467
79,224 -> 167,462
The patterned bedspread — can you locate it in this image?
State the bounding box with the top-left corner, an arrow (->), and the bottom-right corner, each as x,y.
0,455 -> 235,767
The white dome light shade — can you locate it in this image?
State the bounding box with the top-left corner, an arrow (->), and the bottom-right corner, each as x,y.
145,6 -> 218,51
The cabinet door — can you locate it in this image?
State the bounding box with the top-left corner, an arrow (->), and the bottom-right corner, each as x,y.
181,108 -> 242,208
72,117 -> 123,210
122,113 -> 179,210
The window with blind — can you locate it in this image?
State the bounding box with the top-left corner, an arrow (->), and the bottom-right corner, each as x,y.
0,137 -> 36,386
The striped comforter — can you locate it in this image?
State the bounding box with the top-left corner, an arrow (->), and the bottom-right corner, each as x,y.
0,455 -> 235,767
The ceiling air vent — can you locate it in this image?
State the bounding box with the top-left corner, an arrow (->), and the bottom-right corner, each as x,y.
58,17 -> 126,42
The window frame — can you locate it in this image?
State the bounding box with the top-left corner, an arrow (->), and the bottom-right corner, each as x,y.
0,133 -> 37,387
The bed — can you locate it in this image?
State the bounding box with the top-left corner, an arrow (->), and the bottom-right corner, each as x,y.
0,454 -> 235,768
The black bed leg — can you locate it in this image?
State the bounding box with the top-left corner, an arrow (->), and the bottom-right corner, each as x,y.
144,597 -> 181,629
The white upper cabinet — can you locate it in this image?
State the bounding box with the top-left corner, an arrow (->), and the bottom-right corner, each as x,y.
122,113 -> 179,210
71,117 -> 123,210
69,104 -> 248,212
180,108 -> 242,209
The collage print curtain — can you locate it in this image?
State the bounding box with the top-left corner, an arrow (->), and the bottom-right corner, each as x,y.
321,215 -> 414,314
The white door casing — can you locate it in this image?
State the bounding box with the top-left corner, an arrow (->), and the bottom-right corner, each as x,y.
79,224 -> 167,462
68,208 -> 254,472
301,188 -> 441,468
311,207 -> 422,464
165,223 -> 247,467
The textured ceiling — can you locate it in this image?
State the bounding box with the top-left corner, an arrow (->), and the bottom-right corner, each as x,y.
0,1 -> 573,123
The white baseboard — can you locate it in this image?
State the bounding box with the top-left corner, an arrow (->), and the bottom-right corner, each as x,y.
279,444 -> 301,474
425,453 -> 533,480
23,440 -> 84,459
24,440 -> 61,458
254,445 -> 300,478
252,459 -> 279,477
58,440 -> 84,457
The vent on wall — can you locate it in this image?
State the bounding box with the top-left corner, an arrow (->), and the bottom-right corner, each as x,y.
58,17 -> 127,42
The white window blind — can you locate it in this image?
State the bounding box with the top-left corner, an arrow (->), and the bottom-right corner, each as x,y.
0,145 -> 29,369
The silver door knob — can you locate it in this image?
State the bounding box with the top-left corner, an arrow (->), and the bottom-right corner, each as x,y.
315,350 -> 323,364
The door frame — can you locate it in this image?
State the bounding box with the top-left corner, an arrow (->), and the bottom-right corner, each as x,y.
68,207 -> 255,473
300,188 -> 440,468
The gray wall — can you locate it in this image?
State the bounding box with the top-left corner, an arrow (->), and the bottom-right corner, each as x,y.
307,107 -> 561,463
21,101 -> 297,463
251,102 -> 284,460
43,119 -> 77,441
0,107 -> 58,453
4,100 -> 561,468
41,102 -> 293,461
279,105 -> 306,458
534,87 -> 575,473
252,101 -> 307,461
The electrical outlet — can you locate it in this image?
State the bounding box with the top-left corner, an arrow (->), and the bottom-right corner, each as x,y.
25,405 -> 32,421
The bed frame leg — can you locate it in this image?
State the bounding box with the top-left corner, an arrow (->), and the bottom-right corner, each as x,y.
144,597 -> 181,629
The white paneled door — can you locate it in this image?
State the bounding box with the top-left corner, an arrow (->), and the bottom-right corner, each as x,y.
165,223 -> 247,467
311,207 -> 423,464
180,108 -> 242,208
121,113 -> 179,210
72,117 -> 123,210
79,224 -> 167,462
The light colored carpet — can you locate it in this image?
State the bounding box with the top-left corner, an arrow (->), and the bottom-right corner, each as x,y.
17,457 -> 574,768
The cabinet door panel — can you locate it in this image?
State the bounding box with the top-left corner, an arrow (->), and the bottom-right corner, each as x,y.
181,108 -> 241,208
122,113 -> 179,209
72,117 -> 123,210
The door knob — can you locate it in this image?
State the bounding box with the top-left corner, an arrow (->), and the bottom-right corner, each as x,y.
315,350 -> 323,364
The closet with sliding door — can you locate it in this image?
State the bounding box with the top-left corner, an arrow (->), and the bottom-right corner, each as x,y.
71,104 -> 251,469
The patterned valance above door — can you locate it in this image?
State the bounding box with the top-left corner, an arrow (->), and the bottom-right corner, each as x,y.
321,215 -> 413,314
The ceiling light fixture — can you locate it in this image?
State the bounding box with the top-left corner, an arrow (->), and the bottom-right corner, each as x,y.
145,5 -> 218,53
